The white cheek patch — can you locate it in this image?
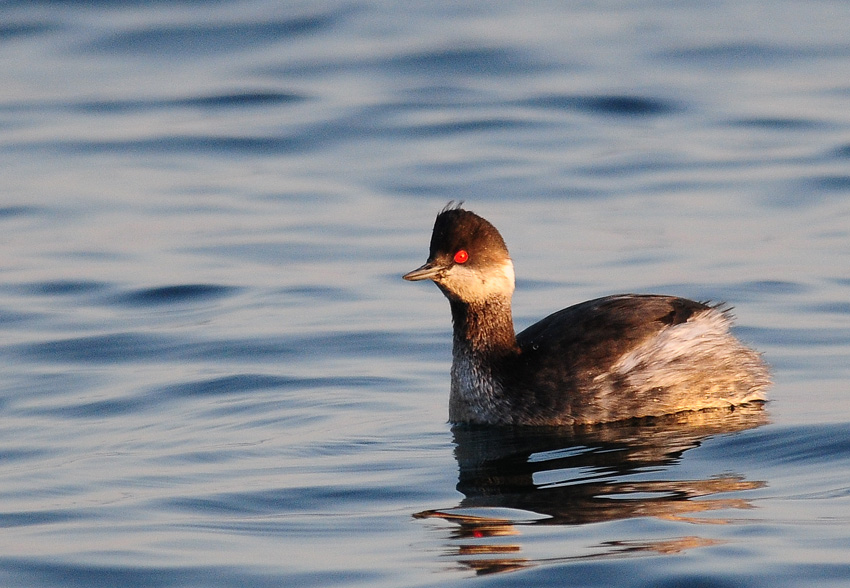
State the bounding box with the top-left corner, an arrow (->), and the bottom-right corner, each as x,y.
442,259 -> 515,302
495,259 -> 515,294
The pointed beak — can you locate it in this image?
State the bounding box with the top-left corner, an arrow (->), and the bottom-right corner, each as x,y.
403,261 -> 444,282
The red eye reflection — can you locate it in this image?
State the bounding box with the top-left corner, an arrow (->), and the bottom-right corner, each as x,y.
453,250 -> 469,264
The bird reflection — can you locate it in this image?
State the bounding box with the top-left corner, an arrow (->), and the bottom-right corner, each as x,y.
415,404 -> 768,575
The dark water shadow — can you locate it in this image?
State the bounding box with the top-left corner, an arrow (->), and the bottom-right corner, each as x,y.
415,405 -> 768,575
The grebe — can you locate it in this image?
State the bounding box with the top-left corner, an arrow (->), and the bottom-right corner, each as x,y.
403,204 -> 769,426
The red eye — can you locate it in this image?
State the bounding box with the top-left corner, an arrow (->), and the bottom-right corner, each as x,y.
453,250 -> 469,264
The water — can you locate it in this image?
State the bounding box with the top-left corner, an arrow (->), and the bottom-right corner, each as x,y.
2,1 -> 850,586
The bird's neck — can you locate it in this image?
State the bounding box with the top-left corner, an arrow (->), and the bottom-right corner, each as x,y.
449,296 -> 518,355
447,296 -> 519,424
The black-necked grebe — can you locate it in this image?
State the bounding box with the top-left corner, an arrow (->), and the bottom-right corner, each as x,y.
403,204 -> 770,426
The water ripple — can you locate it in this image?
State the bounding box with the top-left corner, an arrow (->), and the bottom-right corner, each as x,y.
54,136 -> 304,156
83,13 -> 343,55
16,280 -> 110,296
729,117 -> 823,130
9,330 -> 439,364
166,483 -> 422,517
12,332 -> 184,363
520,94 -> 682,117
657,42 -> 845,66
0,205 -> 40,218
384,46 -> 550,76
0,510 -> 84,529
155,373 -> 394,399
0,22 -> 57,40
0,558 -> 376,588
111,284 -> 238,307
713,423 -> 850,467
808,175 -> 850,192
74,91 -> 307,113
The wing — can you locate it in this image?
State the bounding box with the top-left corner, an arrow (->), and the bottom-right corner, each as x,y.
508,295 -> 715,423
517,294 -> 711,366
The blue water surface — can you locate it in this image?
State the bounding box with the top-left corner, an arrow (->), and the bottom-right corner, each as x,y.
2,1 -> 850,586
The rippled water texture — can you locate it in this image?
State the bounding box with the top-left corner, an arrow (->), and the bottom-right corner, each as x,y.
2,1 -> 850,586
